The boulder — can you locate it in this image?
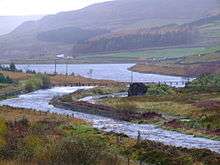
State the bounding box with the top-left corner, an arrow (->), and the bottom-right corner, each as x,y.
128,83 -> 147,97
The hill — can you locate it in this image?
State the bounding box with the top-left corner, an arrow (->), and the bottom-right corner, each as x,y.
0,15 -> 42,36
0,0 -> 219,61
12,0 -> 220,31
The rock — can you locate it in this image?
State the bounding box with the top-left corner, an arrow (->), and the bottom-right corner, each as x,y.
128,83 -> 147,97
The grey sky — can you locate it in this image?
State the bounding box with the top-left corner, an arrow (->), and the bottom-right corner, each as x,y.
0,0 -> 111,16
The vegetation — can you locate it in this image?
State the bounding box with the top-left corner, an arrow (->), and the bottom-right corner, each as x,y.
0,106 -> 110,165
66,85 -> 128,101
0,106 -> 219,165
53,74 -> 220,139
0,63 -> 22,72
0,74 -> 13,84
146,84 -> 175,96
97,75 -> 220,139
186,74 -> 220,91
129,47 -> 220,77
24,74 -> 51,92
37,27 -> 109,44
73,25 -> 195,54
76,45 -> 220,64
0,71 -> 51,100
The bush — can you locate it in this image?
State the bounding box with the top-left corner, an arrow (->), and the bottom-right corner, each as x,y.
41,74 -> 51,89
15,116 -> 29,128
146,84 -> 175,96
186,74 -> 220,92
0,118 -> 7,136
24,80 -> 34,92
0,74 -> 13,84
19,135 -> 44,160
26,70 -> 36,74
24,74 -> 51,92
50,136 -> 106,165
9,63 -> 16,72
0,118 -> 7,152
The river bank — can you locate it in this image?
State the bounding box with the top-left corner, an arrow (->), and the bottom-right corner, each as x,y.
129,51 -> 220,77
50,78 -> 220,141
0,70 -> 121,101
0,71 -> 120,86
0,106 -> 142,165
129,62 -> 220,77
1,87 -> 220,165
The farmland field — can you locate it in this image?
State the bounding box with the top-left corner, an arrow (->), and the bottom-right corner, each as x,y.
80,45 -> 220,63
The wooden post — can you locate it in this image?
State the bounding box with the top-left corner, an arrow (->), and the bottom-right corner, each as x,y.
54,58 -> 57,75
131,71 -> 134,84
137,131 -> 141,144
139,160 -> 143,165
127,157 -> 130,165
116,135 -> 121,144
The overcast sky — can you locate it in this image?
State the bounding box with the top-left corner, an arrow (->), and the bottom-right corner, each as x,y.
0,0 -> 111,16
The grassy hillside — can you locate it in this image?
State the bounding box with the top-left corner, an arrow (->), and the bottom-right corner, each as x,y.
198,20 -> 220,45
0,0 -> 219,61
77,45 -> 220,63
15,0 -> 218,31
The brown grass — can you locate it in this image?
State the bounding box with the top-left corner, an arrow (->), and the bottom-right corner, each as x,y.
0,71 -> 121,86
50,74 -> 120,86
0,71 -> 31,81
0,106 -> 86,125
130,62 -> 220,77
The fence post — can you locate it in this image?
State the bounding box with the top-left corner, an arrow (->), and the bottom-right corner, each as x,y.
137,130 -> 141,144
139,160 -> 143,165
116,135 -> 121,144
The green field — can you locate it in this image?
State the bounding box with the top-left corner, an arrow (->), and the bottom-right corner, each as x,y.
199,21 -> 220,38
81,45 -> 220,63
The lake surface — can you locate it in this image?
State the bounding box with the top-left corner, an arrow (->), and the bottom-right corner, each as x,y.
1,86 -> 220,153
16,64 -> 189,86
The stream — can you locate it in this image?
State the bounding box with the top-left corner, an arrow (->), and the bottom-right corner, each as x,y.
0,86 -> 220,153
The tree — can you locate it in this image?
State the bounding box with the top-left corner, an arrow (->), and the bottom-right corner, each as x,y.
9,62 -> 16,72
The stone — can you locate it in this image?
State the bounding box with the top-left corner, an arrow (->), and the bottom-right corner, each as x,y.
128,83 -> 147,97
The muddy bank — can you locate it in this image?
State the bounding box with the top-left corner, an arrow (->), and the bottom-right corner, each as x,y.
129,62 -> 220,77
51,97 -> 163,122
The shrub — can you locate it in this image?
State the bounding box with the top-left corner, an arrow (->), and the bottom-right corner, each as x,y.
19,135 -> 45,161
9,63 -> 16,72
0,74 -> 13,84
15,116 -> 29,128
24,74 -> 51,92
0,137 -> 6,150
41,74 -> 51,89
146,84 -> 175,96
24,80 -> 34,92
186,74 -> 220,92
26,70 -> 36,74
0,118 -> 7,136
0,118 -> 7,153
50,136 -> 106,165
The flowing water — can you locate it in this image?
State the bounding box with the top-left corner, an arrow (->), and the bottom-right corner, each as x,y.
1,86 -> 220,153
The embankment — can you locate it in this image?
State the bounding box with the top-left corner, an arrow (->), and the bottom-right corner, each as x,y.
129,61 -> 220,77
51,97 -> 162,122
